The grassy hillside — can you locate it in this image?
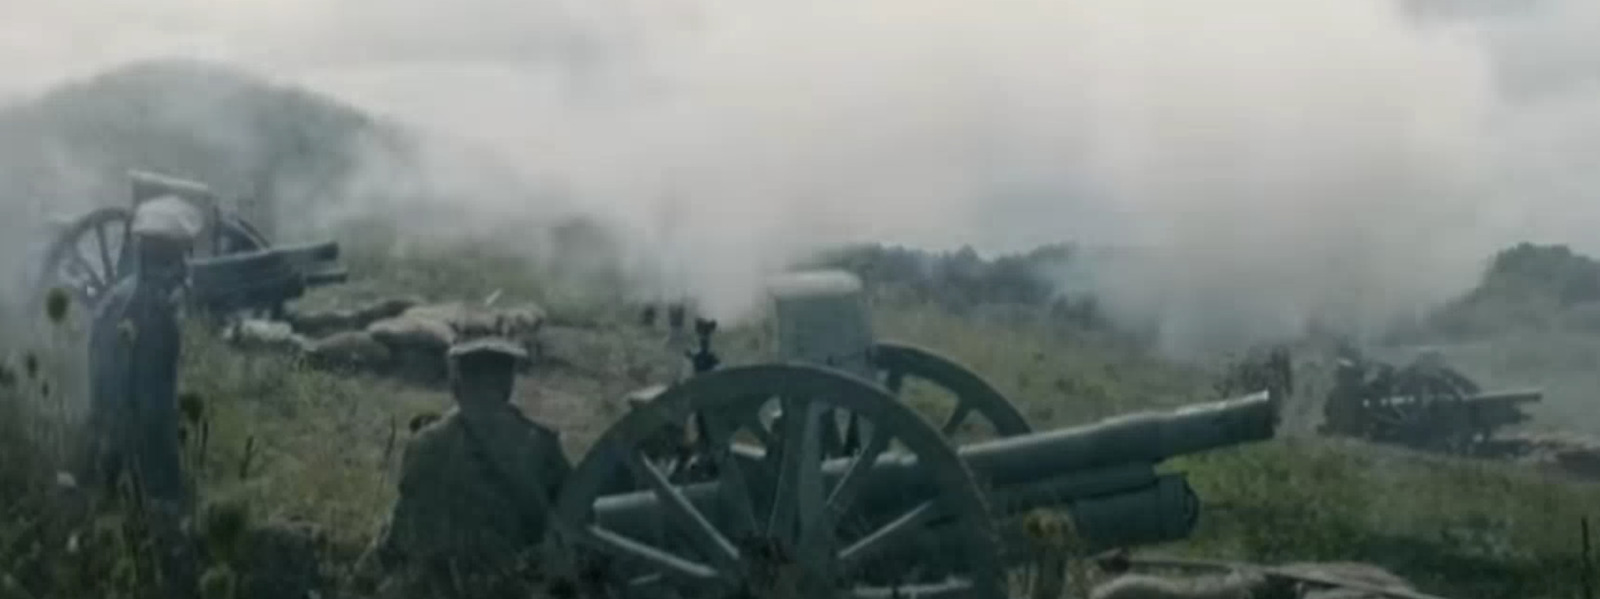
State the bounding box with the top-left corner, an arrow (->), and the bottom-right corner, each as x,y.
7,241 -> 1598,599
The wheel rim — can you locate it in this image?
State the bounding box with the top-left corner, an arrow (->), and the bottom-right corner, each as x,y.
37,207 -> 134,310
866,341 -> 1032,442
553,364 -> 1006,599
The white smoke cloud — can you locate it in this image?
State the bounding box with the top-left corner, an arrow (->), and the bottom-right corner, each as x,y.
2,0 -> 1598,354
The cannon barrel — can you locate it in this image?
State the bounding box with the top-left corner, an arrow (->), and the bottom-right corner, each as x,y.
1466,387 -> 1542,404
957,390 -> 1275,485
186,241 -> 344,311
593,392 -> 1277,552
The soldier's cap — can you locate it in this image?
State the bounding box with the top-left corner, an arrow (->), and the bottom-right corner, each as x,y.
447,337 -> 529,363
131,196 -> 204,242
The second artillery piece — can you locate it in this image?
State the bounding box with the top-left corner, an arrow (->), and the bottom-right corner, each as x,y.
1319,347 -> 1542,456
549,270 -> 1281,599
35,170 -> 346,320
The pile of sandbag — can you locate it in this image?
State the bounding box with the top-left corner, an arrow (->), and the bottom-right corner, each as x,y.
224,297 -> 545,383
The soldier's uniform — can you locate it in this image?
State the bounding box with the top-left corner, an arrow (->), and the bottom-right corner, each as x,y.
1321,356 -> 1367,436
84,196 -> 199,497
365,338 -> 571,599
82,195 -> 202,598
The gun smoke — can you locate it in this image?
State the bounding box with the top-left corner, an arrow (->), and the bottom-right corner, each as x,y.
1,0 -> 1599,358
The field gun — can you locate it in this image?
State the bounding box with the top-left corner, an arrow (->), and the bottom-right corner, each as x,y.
550,270 -> 1281,599
1320,349 -> 1542,455
34,169 -> 339,318
186,241 -> 347,318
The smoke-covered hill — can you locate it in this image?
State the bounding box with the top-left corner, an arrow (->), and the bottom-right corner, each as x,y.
1398,242 -> 1600,340
0,59 -> 610,304
0,59 -> 409,237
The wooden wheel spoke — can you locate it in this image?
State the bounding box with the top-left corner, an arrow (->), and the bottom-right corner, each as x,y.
842,411 -> 863,454
624,449 -> 740,570
767,397 -> 823,546
819,406 -> 845,457
575,525 -> 723,583
93,221 -> 116,283
703,413 -> 759,537
940,403 -> 974,436
826,426 -> 892,520
794,401 -> 831,566
836,500 -> 940,573
626,573 -> 664,589
883,369 -> 907,395
68,250 -> 102,290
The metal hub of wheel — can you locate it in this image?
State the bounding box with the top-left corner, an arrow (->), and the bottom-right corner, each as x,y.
552,364 -> 1006,599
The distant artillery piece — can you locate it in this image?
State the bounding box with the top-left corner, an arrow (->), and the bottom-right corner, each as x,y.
558,270 -> 1282,599
33,170 -> 346,320
1318,349 -> 1542,456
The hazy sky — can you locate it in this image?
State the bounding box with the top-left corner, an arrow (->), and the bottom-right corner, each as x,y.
3,0 -> 1598,352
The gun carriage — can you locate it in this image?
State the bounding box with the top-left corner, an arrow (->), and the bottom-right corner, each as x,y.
1319,349 -> 1541,455
34,170 -> 345,318
552,270 -> 1281,599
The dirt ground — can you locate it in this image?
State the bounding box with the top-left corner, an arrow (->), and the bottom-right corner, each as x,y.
510,324 -> 691,461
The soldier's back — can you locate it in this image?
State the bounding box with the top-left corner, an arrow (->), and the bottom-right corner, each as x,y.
375,412 -> 561,598
392,414 -> 545,558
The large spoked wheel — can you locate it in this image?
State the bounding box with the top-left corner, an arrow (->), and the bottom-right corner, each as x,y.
35,208 -> 269,314
37,207 -> 134,309
552,364 -> 1006,599
1387,368 -> 1478,452
866,341 -> 1032,443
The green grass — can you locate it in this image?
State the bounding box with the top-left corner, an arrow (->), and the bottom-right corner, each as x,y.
3,245 -> 1599,599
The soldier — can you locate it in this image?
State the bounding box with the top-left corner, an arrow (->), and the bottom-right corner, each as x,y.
363,337 -> 571,599
1321,350 -> 1369,436
81,195 -> 202,597
1266,346 -> 1294,401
